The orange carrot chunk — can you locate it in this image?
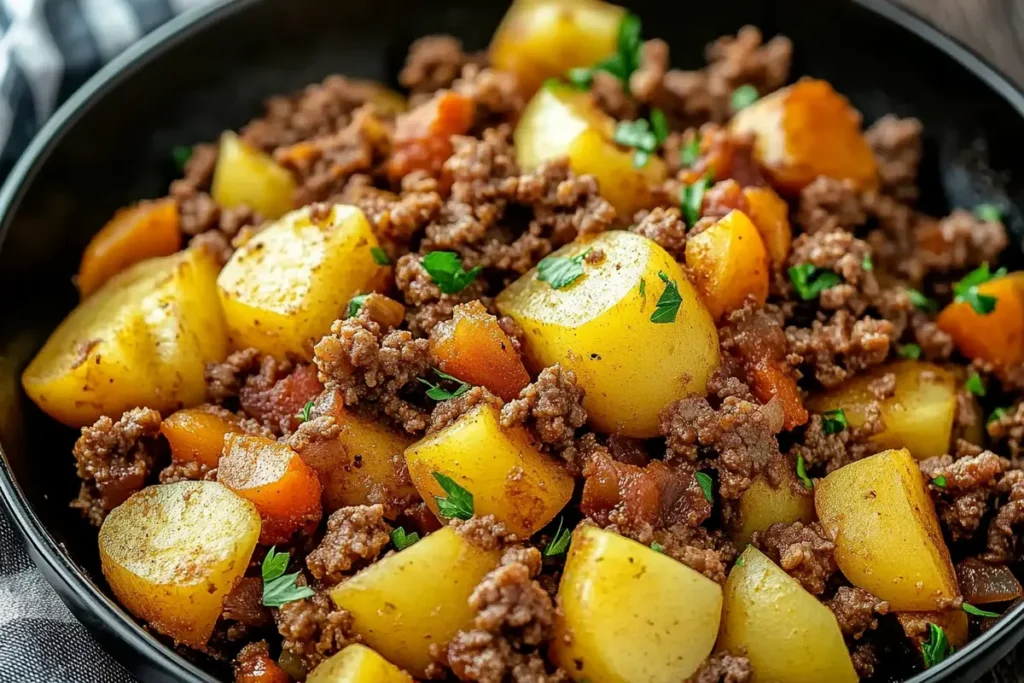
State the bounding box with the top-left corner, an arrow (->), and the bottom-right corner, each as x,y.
160,406 -> 245,470
937,271 -> 1024,370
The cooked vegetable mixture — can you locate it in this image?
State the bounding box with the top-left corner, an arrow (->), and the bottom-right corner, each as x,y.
19,2 -> 1024,681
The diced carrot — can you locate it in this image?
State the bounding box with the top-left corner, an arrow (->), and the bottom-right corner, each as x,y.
219,434 -> 322,545
428,301 -> 530,402
936,273 -> 1024,369
160,406 -> 245,469
239,364 -> 323,433
76,198 -> 181,297
387,91 -> 475,183
685,210 -> 770,321
747,360 -> 808,431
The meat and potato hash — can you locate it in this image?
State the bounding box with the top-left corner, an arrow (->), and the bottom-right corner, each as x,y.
19,1 -> 1024,681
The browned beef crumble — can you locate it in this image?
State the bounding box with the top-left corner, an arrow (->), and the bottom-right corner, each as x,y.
429,386 -> 504,434
233,640 -> 290,683
500,365 -> 587,451
752,521 -> 837,595
401,35 -> 480,96
865,115 -> 923,203
827,586 -> 890,640
920,451 -> 1008,541
275,591 -> 357,671
785,311 -> 893,388
797,176 -> 867,234
453,515 -> 515,551
686,651 -> 753,683
306,505 -> 392,586
988,402 -> 1024,465
796,409 -> 885,473
631,206 -> 688,261
981,469 -> 1024,563
916,208 -> 1008,274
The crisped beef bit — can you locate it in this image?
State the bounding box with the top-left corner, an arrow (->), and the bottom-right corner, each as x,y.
591,69 -> 638,121
865,114 -> 923,203
785,311 -> 893,388
70,407 -> 164,526
797,176 -> 867,234
395,252 -> 489,336
500,365 -> 586,450
631,206 -> 688,261
916,208 -> 1008,274
789,226 -> 878,315
306,505 -> 392,586
911,312 -> 955,361
222,577 -> 273,630
400,35 -> 477,94
313,312 -> 431,433
706,25 -> 792,99
514,158 -> 616,245
233,640 -> 290,683
982,470 -> 1024,563
752,521 -> 837,595
987,402 -> 1024,464
827,586 -> 890,640
158,459 -> 217,485
276,591 -> 357,671
429,386 -> 504,434
455,64 -> 525,123
796,408 -> 884,473
452,515 -> 514,551
170,182 -> 263,239
446,631 -> 567,683
239,361 -> 324,435
338,173 -> 442,246
920,451 -> 1007,540
629,39 -> 670,104
686,651 -> 752,683
850,643 -> 878,679
206,348 -> 263,404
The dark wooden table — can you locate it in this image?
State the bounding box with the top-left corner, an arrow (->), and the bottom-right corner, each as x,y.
891,2 -> 1024,680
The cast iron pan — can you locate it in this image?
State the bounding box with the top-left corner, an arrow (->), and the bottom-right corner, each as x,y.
0,0 -> 1023,681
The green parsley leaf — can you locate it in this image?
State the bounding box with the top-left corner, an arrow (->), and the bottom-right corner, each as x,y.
639,278 -> 646,297
650,271 -> 682,324
681,173 -> 712,227
988,407 -> 1009,425
421,251 -> 482,294
544,517 -> 571,557
906,287 -> 938,314
731,85 -> 759,111
370,246 -> 390,266
695,471 -> 714,503
862,254 -> 874,271
262,547 -> 314,607
932,475 -> 947,489
538,248 -> 592,290
788,263 -> 842,301
613,118 -> 659,168
172,145 -> 192,171
796,454 -> 813,490
650,108 -> 669,146
736,554 -> 745,567
419,368 -> 471,401
347,293 -> 369,318
432,472 -> 474,520
681,134 -> 701,167
616,13 -> 643,75
593,52 -> 629,81
963,603 -> 1000,618
975,203 -> 1002,222
566,67 -> 593,89
298,401 -> 314,423
953,263 -> 1006,315
650,541 -> 664,553
391,527 -> 420,551
922,622 -> 953,668
966,372 -> 986,397
822,409 -> 848,435
899,343 -> 922,360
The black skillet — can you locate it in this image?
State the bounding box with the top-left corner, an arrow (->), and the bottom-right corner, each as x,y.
0,0 -> 1023,681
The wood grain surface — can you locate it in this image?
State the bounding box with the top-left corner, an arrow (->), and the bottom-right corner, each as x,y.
891,2 -> 1023,681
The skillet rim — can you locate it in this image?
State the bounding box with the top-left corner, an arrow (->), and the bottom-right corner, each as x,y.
0,1 -> 1022,681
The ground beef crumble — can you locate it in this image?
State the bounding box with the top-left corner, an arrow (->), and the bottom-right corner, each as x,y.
920,451 -> 1007,541
827,586 -> 890,640
786,311 -> 893,388
306,505 -> 392,586
752,521 -> 837,595
686,651 -> 753,683
233,640 -> 289,683
276,591 -> 357,671
865,115 -> 923,203
500,365 -> 587,451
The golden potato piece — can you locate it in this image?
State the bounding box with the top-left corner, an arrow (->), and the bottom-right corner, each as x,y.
217,204 -> 388,360
685,209 -> 770,321
816,448 -> 959,610
22,248 -> 227,427
496,230 -> 719,437
719,546 -> 857,683
807,361 -> 958,460
405,403 -> 574,536
730,472 -> 814,546
211,131 -> 296,219
307,644 -> 413,683
550,526 -> 722,682
98,481 -> 260,648
330,527 -> 501,677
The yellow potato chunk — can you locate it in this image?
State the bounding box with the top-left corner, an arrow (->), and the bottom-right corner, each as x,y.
22,248 -> 227,427
719,546 -> 857,683
496,230 -> 719,437
730,472 -> 814,546
217,204 -> 388,359
514,84 -> 666,216
550,526 -> 722,682
330,527 -> 501,677
98,481 -> 260,648
307,644 -> 413,683
211,131 -> 296,219
490,0 -> 625,93
405,403 -> 574,536
816,448 -> 959,610
807,361 -> 957,460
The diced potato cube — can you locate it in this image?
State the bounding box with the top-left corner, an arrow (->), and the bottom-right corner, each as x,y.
211,131 -> 296,219
550,526 -> 722,682
405,404 -> 573,536
685,209 -> 770,320
729,79 -> 878,195
22,248 -> 228,427
329,527 -> 501,677
729,472 -> 815,546
98,481 -> 260,648
217,204 -> 388,360
490,0 -> 625,93
741,185 -> 792,266
307,644 -> 413,683
496,230 -> 719,437
718,546 -> 858,683
807,361 -> 958,460
815,448 -> 959,610
160,406 -> 246,469
937,272 -> 1024,370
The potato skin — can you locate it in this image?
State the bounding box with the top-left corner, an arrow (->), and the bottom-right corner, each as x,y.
550,526 -> 722,682
405,404 -> 573,536
217,204 -> 388,360
719,546 -> 857,683
98,481 -> 261,648
212,131 -> 296,219
329,527 -> 501,677
496,230 -> 719,437
815,448 -> 959,610
307,644 -> 413,683
22,247 -> 227,427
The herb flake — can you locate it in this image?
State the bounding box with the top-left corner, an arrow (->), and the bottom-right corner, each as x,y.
899,343 -> 922,360
736,554 -> 745,567
650,271 -> 682,324
822,409 -> 848,435
419,368 -> 471,401
796,454 -> 813,490
347,293 -> 369,318
932,475 -> 947,489
731,85 -> 759,111
650,541 -> 664,553
922,623 -> 953,668
681,134 -> 701,167
370,246 -> 390,266
963,603 -> 1000,618
172,145 -> 192,171
906,288 -> 938,313
391,527 -> 420,551
975,204 -> 1002,222
433,472 -> 474,520
862,254 -> 874,271
421,251 -> 482,294
966,372 -> 986,397
262,547 -> 314,607
682,173 -> 712,227
298,401 -> 314,423
566,67 -> 593,89
989,407 -> 1009,425
695,471 -> 714,502
613,110 -> 668,168
544,517 -> 571,557
789,264 -> 841,301
537,248 -> 592,290
953,263 -> 1006,315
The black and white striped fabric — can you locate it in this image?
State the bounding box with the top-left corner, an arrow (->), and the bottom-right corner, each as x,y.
0,3 -> 218,679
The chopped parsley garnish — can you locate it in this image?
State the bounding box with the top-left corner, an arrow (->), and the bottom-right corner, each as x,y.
650,541 -> 665,553
906,287 -> 938,313
963,603 -> 1000,618
421,251 -> 482,294
419,368 -> 471,401
370,246 -> 390,266
172,145 -> 192,171
391,527 -> 420,551
682,173 -> 712,227
432,472 -> 474,520
922,623 -> 953,668
966,372 -> 986,397
899,343 -> 922,360
988,407 -> 1009,425
544,517 -> 571,557
953,263 -> 1006,315
650,271 -> 682,324
788,264 -> 841,301
613,109 -> 668,168
262,547 -> 314,607
735,554 -> 745,567
795,454 -> 813,490
537,248 -> 592,289
822,409 -> 848,435
347,293 -> 369,318
681,133 -> 701,167
570,13 -> 644,90
639,278 -> 646,297
932,475 -> 947,489
566,67 -> 593,89
298,401 -> 314,423
975,203 -> 1002,222
695,471 -> 714,502
731,85 -> 760,111
862,254 -> 874,271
